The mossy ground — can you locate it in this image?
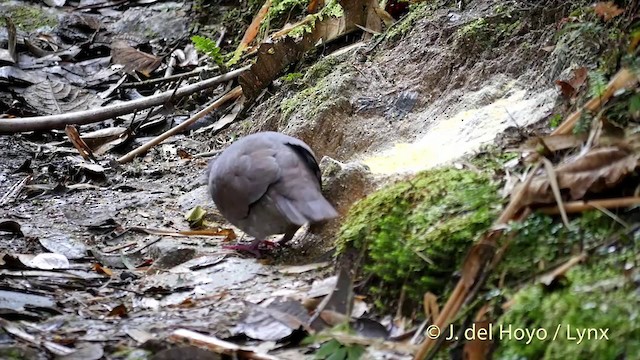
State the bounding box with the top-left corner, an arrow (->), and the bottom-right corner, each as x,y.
279,56 -> 352,122
336,167 -> 502,311
496,265 -> 640,359
0,4 -> 58,31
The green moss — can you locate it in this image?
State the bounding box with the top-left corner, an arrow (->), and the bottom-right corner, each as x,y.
281,72 -> 304,82
337,167 -> 502,311
495,266 -> 640,359
279,56 -> 348,121
386,2 -> 433,40
459,18 -> 489,39
499,211 -> 619,283
0,5 -> 58,31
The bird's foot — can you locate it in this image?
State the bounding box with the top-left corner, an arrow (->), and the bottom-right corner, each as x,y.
223,243 -> 263,258
223,238 -> 284,258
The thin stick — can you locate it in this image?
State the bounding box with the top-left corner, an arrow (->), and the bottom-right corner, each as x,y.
537,196 -> 640,215
0,67 -> 249,134
117,86 -> 243,163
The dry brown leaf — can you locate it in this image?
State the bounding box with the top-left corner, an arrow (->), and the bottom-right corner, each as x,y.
239,0 -> 380,100
521,134 -> 587,153
111,41 -> 162,76
108,304 -> 128,318
594,2 -> 624,21
93,263 -> 113,277
65,125 -> 95,161
81,126 -> 130,155
516,147 -> 639,206
423,292 -> 439,320
307,0 -> 324,13
460,241 -> 496,288
555,67 -> 587,99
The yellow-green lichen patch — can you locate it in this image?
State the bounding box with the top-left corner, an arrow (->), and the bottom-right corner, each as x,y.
0,5 -> 58,31
337,167 -> 502,311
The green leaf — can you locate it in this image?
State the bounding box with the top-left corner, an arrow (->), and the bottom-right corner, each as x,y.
191,35 -> 224,66
326,346 -> 347,360
346,345 -> 365,360
548,114 -> 563,128
315,340 -> 342,359
184,205 -> 206,227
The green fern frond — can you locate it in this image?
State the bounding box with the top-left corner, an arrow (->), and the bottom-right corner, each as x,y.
191,35 -> 224,66
588,70 -> 607,98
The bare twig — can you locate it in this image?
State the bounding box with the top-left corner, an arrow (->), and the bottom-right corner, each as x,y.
0,66 -> 249,134
117,86 -> 243,163
537,196 -> 640,214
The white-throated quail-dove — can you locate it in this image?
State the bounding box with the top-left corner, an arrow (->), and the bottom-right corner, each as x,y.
207,132 -> 338,256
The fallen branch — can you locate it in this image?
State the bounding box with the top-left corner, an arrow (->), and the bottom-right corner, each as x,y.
117,86 -> 243,163
0,66 -> 249,134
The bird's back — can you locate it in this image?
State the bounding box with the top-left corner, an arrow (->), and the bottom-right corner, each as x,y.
208,132 -> 337,239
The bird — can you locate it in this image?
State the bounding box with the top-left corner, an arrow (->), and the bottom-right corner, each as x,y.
207,131 -> 338,257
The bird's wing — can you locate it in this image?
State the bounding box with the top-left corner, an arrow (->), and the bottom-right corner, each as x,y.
269,142 -> 337,225
210,142 -> 281,221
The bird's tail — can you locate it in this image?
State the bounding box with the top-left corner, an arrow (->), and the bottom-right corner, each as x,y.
273,193 -> 338,226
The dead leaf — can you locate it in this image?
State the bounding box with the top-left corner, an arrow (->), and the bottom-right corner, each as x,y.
93,263 -> 113,276
111,41 -> 163,76
65,125 -> 95,161
236,0 -> 271,55
594,2 -> 624,21
177,149 -> 191,159
521,134 -> 587,153
515,146 -> 639,206
169,329 -> 280,360
7,253 -> 71,270
22,80 -> 104,115
80,127 -> 130,155
423,292 -> 439,320
108,304 -> 128,318
39,233 -> 87,259
309,267 -> 354,332
555,67 -> 587,99
43,0 -> 66,7
151,346 -> 221,360
58,343 -> 104,360
232,299 -> 311,341
146,248 -> 197,274
460,241 -> 496,289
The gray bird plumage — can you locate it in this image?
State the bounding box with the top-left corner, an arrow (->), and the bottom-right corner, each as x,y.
207,132 -> 338,253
